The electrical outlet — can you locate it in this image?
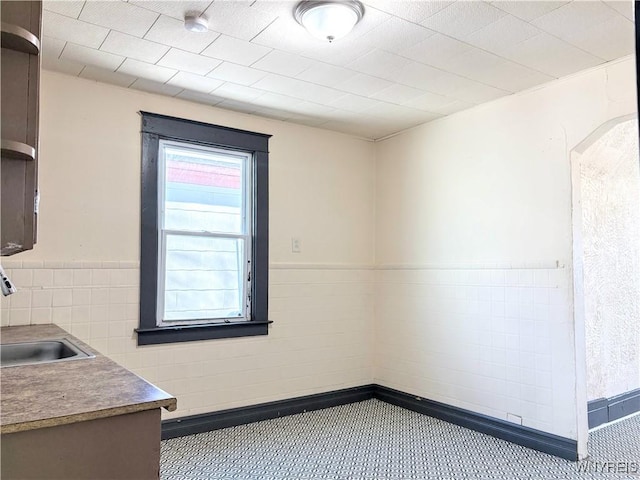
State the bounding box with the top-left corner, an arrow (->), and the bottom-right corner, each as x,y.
291,237 -> 301,253
507,413 -> 522,425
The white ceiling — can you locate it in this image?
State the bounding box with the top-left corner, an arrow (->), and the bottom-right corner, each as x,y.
42,0 -> 635,140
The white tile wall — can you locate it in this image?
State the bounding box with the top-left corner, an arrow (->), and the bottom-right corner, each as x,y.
101,31 -> 169,64
0,262 -> 374,420
157,49 -> 222,76
129,78 -> 183,97
43,10 -> 110,49
207,62 -> 269,87
374,265 -> 574,437
143,15 -> 221,54
166,71 -> 223,94
0,261 -> 573,436
60,43 -> 125,72
118,58 -> 177,83
201,35 -> 271,66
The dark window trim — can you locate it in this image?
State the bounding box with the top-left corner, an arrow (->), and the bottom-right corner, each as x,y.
136,112 -> 271,346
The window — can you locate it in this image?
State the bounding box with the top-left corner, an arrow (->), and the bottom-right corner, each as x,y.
136,112 -> 270,345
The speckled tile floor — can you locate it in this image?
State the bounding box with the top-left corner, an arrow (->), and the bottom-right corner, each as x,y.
161,399 -> 640,479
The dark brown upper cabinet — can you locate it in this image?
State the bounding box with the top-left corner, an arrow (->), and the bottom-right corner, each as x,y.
1,1 -> 42,255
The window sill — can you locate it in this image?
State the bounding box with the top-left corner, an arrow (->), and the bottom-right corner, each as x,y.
135,321 -> 270,346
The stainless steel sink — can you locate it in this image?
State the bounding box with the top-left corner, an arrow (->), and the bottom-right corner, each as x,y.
0,338 -> 95,367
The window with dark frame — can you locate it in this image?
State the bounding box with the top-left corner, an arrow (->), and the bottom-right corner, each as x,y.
136,112 -> 270,345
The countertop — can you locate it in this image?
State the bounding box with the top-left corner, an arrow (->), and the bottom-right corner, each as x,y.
1,324 -> 176,434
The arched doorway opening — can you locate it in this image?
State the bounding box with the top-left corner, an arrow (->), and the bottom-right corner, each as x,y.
571,115 -> 640,458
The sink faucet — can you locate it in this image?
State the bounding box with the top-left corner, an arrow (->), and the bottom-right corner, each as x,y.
0,264 -> 17,296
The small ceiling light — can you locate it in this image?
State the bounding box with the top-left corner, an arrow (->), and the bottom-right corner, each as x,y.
294,1 -> 364,43
184,15 -> 209,33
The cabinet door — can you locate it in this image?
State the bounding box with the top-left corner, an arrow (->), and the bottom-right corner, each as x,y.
1,1 -> 41,255
1,151 -> 37,255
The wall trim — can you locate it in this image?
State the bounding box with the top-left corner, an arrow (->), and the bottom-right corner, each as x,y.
374,385 -> 578,461
269,263 -> 375,270
376,262 -> 564,270
588,388 -> 640,429
161,384 -> 578,461
161,385 -> 376,440
0,260 -> 140,269
1,260 -> 569,272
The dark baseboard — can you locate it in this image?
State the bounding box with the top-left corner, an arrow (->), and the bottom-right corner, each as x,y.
161,384 -> 375,440
161,383 -> 578,461
587,398 -> 609,429
373,385 -> 578,461
588,388 -> 640,429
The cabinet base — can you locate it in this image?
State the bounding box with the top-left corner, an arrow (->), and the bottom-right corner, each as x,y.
1,409 -> 162,480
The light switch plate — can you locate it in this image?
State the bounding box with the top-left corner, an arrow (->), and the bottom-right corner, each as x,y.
291,237 -> 301,253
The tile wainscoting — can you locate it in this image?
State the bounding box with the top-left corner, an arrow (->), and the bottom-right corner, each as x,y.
374,263 -> 576,439
1,259 -> 576,440
0,260 -> 374,420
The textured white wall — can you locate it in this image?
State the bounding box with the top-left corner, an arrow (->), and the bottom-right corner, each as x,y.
374,55 -> 637,443
580,118 -> 640,401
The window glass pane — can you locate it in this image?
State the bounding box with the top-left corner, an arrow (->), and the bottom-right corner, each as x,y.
163,234 -> 246,322
163,143 -> 246,234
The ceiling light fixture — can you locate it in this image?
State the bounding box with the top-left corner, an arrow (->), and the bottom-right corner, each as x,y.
184,15 -> 209,33
294,1 -> 364,43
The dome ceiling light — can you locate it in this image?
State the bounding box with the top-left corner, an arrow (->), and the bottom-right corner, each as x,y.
184,14 -> 209,33
294,1 -> 365,43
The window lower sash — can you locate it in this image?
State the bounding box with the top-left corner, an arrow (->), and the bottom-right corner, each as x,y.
158,230 -> 251,326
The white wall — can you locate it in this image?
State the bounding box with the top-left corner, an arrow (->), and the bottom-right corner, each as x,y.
1,55 -> 638,448
22,72 -> 376,265
0,71 -> 376,418
374,55 -> 637,445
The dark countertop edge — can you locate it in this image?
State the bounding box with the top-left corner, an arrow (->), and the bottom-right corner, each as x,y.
1,398 -> 177,434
